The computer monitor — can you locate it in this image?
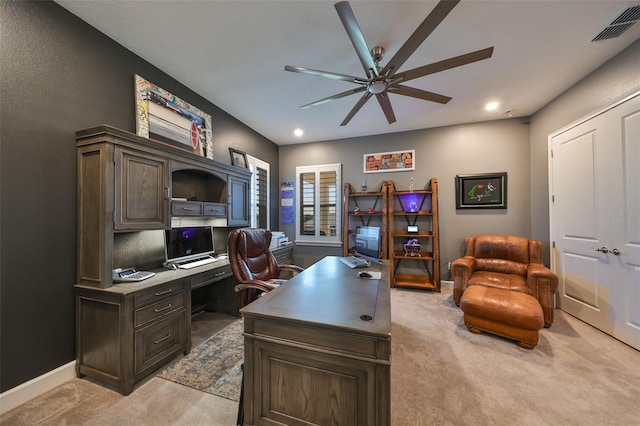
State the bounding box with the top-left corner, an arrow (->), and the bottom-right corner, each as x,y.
164,226 -> 215,264
354,225 -> 382,263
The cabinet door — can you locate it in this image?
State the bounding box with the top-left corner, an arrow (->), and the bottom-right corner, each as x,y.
228,175 -> 250,227
114,147 -> 170,230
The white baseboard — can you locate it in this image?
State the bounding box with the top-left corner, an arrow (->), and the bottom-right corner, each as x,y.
0,361 -> 76,415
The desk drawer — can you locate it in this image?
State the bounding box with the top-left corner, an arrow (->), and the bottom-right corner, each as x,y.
171,201 -> 202,216
203,202 -> 226,217
191,265 -> 232,289
134,312 -> 186,376
134,293 -> 185,327
134,281 -> 187,307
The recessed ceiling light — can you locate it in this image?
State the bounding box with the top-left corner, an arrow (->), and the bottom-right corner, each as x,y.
485,102 -> 499,111
294,128 -> 304,137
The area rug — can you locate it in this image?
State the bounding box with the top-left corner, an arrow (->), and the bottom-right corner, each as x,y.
157,319 -> 244,401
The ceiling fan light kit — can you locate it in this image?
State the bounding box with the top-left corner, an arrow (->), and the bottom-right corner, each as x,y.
285,0 -> 494,126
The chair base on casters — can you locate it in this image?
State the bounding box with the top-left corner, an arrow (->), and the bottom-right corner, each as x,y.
459,285 -> 544,349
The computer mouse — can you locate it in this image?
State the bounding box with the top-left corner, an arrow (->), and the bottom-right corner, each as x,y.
358,271 -> 372,278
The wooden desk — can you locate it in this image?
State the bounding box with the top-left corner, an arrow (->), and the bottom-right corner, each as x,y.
240,256 -> 391,425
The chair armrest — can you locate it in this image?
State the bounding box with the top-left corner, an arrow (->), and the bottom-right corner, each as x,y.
452,256 -> 476,306
279,264 -> 304,275
234,279 -> 277,293
527,264 -> 559,327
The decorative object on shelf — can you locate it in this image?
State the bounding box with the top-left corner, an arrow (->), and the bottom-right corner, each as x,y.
364,149 -> 415,173
409,177 -> 414,193
361,178 -> 368,193
229,148 -> 248,168
398,192 -> 422,212
134,74 -> 212,158
353,206 -> 360,214
455,172 -> 507,209
404,237 -> 422,256
368,207 -> 375,213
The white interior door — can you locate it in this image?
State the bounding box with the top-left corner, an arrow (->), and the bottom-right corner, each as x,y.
550,92 -> 640,350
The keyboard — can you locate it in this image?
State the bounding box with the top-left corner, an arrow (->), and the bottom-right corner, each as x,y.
338,256 -> 369,269
177,257 -> 216,269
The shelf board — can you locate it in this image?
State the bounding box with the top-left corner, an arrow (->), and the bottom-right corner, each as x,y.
350,191 -> 383,197
393,231 -> 433,237
393,274 -> 437,290
393,190 -> 432,195
393,210 -> 432,216
349,212 -> 383,216
393,251 -> 433,259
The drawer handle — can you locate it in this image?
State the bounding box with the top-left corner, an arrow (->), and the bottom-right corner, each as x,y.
181,207 -> 196,211
214,271 -> 226,277
155,289 -> 172,296
154,334 -> 172,344
154,303 -> 173,313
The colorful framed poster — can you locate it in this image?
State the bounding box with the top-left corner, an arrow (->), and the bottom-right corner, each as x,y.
364,149 -> 415,173
134,74 -> 213,158
455,172 -> 508,209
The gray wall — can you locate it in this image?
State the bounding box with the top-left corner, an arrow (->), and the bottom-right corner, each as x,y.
279,39 -> 640,272
529,39 -> 640,257
280,119 -> 532,272
0,1 -> 279,392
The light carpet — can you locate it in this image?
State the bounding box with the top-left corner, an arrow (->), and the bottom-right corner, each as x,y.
157,319 -> 243,401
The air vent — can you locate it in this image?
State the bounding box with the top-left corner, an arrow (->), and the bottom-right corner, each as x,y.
592,5 -> 640,42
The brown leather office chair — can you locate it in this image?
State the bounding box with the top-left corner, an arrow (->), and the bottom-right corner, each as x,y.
229,228 -> 304,424
228,228 -> 303,309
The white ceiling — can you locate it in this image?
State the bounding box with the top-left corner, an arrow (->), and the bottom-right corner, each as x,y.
55,0 -> 640,145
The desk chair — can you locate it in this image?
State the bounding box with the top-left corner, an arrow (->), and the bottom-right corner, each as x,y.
228,228 -> 303,425
228,228 -> 304,309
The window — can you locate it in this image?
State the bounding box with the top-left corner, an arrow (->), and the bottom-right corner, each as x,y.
295,163 -> 341,246
247,155 -> 270,229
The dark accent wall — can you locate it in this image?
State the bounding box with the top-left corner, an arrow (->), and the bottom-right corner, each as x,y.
0,0 -> 279,392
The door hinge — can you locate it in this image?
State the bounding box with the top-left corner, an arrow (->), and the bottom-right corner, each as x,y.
552,195 -> 555,203
550,149 -> 554,158
552,241 -> 556,248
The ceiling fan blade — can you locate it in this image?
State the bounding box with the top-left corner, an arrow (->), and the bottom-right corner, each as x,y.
341,92 -> 373,126
388,85 -> 452,104
391,47 -> 494,83
285,65 -> 368,85
382,0 -> 460,76
300,87 -> 367,109
376,92 -> 397,124
335,1 -> 379,78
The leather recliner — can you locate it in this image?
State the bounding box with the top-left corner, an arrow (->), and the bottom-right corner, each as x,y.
452,234 -> 558,328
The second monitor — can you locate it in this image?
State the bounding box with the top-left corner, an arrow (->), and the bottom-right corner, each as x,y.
354,225 -> 382,263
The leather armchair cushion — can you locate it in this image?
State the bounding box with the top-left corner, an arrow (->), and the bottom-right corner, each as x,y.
471,235 -> 531,264
460,285 -> 544,331
467,271 -> 531,295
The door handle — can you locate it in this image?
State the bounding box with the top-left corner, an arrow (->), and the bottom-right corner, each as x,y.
595,247 -> 609,253
609,248 -> 621,255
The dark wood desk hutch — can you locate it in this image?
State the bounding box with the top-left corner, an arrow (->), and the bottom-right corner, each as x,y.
74,126 -> 252,394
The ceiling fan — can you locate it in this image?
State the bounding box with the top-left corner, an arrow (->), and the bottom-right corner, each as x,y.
285,0 -> 494,126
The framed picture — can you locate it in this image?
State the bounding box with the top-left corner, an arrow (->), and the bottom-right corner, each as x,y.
455,172 -> 507,209
364,149 -> 415,173
229,148 -> 248,168
134,74 -> 213,158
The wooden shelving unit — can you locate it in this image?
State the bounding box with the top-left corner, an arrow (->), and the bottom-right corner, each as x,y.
388,178 -> 440,291
342,181 -> 390,258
